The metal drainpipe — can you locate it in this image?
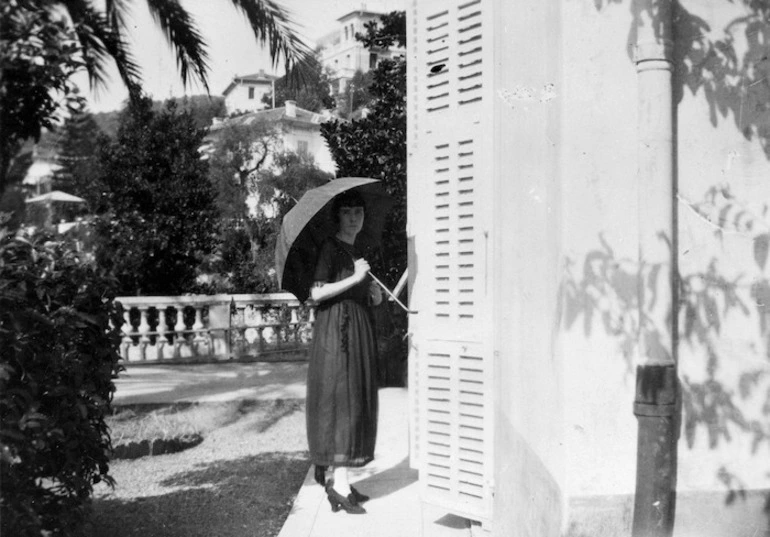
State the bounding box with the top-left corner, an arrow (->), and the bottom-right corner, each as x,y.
632,1 -> 679,536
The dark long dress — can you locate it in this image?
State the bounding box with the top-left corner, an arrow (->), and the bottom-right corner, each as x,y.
306,237 -> 378,467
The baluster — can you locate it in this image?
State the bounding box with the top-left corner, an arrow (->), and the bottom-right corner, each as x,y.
290,306 -> 299,345
192,305 -> 206,356
174,307 -> 186,358
303,306 -> 316,345
137,307 -> 151,360
258,326 -> 266,353
121,307 -> 133,361
157,307 -> 168,360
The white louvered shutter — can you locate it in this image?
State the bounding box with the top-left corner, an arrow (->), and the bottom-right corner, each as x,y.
407,0 -> 494,525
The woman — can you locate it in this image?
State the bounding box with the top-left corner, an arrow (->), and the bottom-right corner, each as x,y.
307,190 -> 383,515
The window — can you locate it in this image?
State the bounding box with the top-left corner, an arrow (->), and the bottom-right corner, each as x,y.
345,27 -> 349,40
297,140 -> 309,154
369,53 -> 378,69
248,87 -> 255,99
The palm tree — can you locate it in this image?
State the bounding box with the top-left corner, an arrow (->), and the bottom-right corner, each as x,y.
0,0 -> 311,194
39,0 -> 312,96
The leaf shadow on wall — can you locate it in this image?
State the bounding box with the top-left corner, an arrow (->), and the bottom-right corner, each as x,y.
559,228 -> 770,509
594,0 -> 770,158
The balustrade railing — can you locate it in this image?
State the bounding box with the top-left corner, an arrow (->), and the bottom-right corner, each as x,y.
115,294 -> 315,363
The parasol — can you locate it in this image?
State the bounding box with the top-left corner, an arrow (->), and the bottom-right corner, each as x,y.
275,177 -> 393,304
25,191 -> 86,204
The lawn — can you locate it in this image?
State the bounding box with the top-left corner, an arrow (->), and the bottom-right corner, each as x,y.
80,399 -> 309,537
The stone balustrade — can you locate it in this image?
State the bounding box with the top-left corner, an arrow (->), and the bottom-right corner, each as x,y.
115,294 -> 315,363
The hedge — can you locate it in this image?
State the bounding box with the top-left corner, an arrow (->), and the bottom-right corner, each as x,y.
0,234 -> 123,536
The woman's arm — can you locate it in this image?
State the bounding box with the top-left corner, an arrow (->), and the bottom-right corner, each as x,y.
311,258 -> 371,303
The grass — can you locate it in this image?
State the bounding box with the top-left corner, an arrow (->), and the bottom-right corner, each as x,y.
82,399 -> 310,537
107,402 -> 250,444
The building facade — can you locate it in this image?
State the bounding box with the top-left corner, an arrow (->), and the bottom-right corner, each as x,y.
204,100 -> 336,175
318,8 -> 405,93
222,70 -> 279,115
406,0 -> 770,536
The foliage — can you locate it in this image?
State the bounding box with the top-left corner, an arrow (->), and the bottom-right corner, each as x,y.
196,217 -> 277,294
321,55 -> 407,284
173,95 -> 227,129
0,0 -> 310,199
207,119 -> 282,221
52,110 -> 107,215
29,0 -> 311,96
86,94 -> 224,139
356,10 -> 407,49
0,187 -> 27,233
0,234 -> 123,537
257,150 -> 333,220
201,148 -> 331,294
262,54 -> 335,112
0,0 -> 86,195
93,96 -> 218,296
335,69 -> 374,118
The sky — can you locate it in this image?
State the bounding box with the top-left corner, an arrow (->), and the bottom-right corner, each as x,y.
77,0 -> 406,113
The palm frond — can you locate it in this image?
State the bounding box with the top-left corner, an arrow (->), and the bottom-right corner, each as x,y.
229,0 -> 313,75
145,0 -> 210,93
105,0 -> 131,32
63,0 -> 142,96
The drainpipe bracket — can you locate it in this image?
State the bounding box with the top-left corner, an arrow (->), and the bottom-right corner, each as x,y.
633,402 -> 676,418
634,41 -> 673,64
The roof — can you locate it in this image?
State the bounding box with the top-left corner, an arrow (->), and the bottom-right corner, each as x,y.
200,105 -> 337,159
205,105 -> 335,140
222,71 -> 280,96
337,9 -> 384,22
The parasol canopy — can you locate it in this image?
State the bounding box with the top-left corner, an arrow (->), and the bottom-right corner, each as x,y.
275,177 -> 393,303
25,191 -> 86,204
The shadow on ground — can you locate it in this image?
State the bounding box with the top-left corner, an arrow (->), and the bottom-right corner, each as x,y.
81,451 -> 310,537
350,456 -> 416,501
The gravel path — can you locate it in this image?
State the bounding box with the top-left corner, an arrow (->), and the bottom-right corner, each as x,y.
80,400 -> 310,537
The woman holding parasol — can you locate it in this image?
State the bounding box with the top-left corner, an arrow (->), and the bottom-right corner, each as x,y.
275,178 -> 395,515
306,189 -> 382,514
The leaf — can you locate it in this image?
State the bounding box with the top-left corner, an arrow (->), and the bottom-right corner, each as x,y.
753,234 -> 769,270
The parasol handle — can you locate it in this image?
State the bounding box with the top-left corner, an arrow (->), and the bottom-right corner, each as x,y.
391,269 -> 408,300
368,271 -> 418,314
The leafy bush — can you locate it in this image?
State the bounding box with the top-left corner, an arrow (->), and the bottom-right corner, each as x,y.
93,96 -> 219,296
0,234 -> 123,537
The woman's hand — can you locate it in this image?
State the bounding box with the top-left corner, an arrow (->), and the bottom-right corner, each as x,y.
353,258 -> 371,283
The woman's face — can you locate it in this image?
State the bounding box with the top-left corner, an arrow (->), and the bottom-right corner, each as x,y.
338,205 -> 365,236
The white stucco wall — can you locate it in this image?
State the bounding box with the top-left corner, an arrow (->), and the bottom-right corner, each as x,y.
558,0 -> 641,501
282,125 -> 336,174
224,82 -> 272,114
555,1 -> 770,535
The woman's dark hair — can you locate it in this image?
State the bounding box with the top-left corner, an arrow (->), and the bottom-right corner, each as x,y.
331,190 -> 366,224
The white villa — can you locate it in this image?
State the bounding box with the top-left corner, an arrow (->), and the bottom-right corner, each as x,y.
203,100 -> 336,175
222,70 -> 280,115
317,7 -> 405,93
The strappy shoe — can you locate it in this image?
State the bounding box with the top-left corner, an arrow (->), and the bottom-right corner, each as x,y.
326,484 -> 366,514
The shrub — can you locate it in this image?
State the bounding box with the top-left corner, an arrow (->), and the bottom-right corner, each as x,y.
93,96 -> 218,296
0,233 -> 124,536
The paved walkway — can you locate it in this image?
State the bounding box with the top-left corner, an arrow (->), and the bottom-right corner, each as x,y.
112,363 -> 474,537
